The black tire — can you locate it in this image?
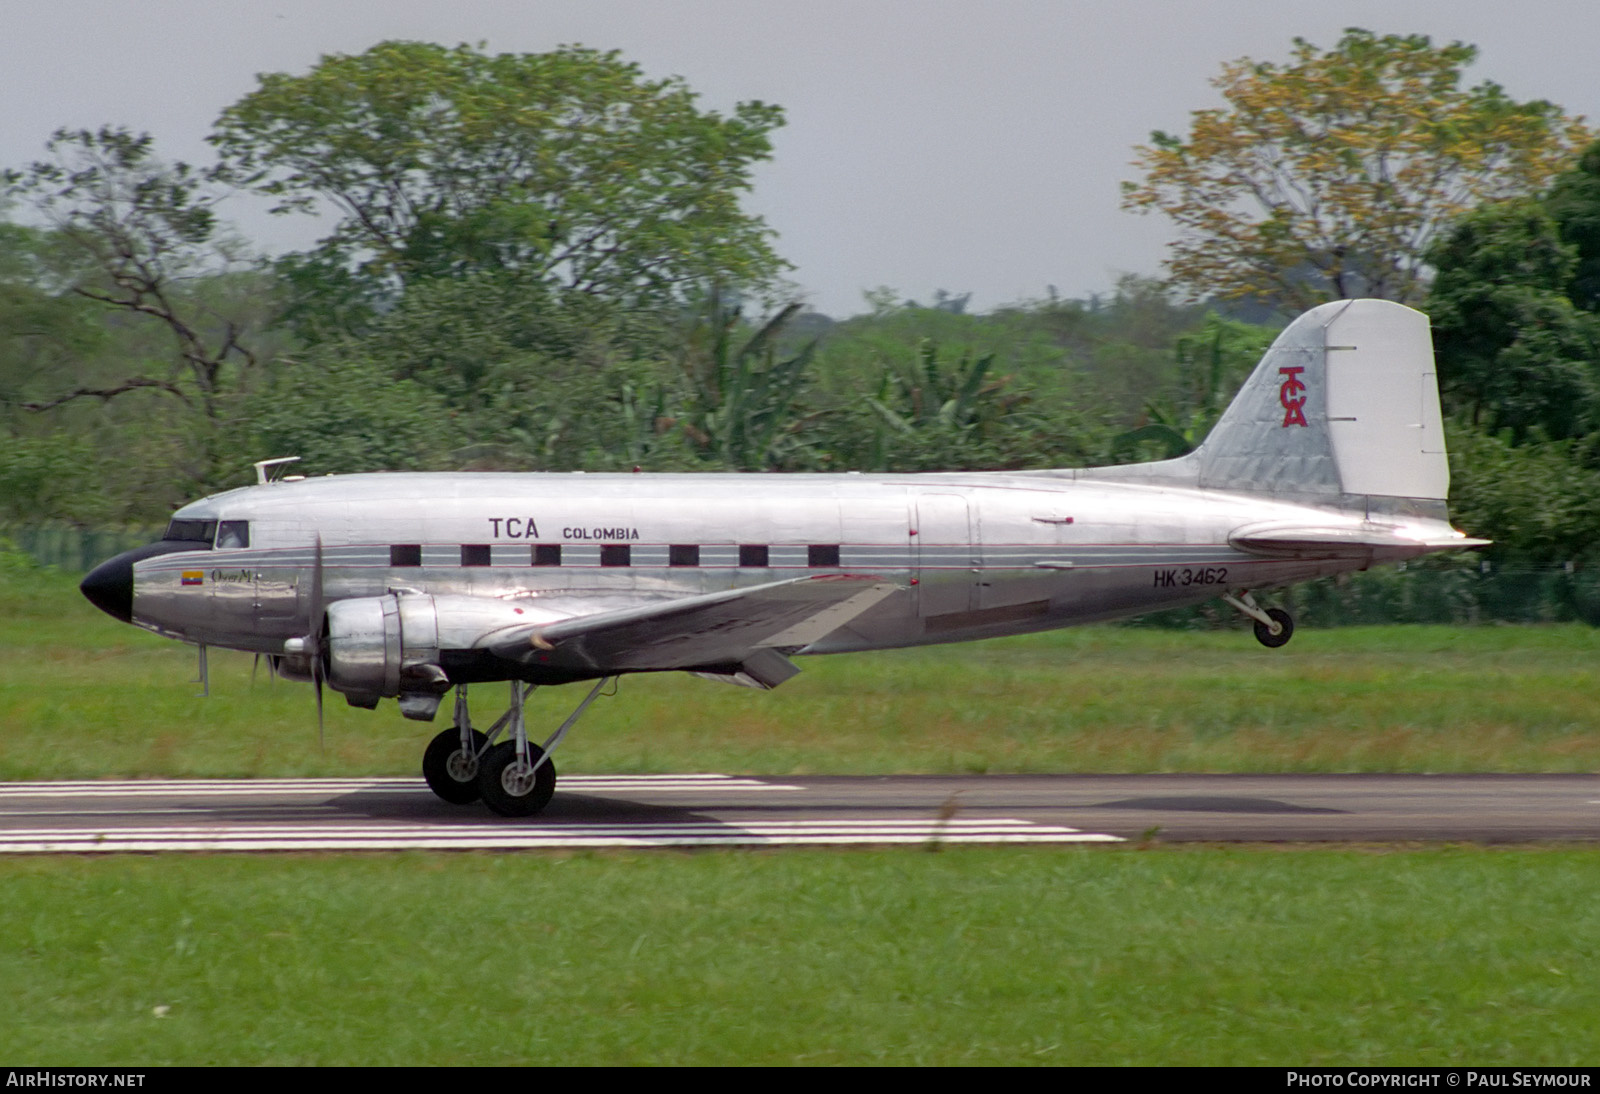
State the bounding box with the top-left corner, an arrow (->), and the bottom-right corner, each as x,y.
423,727 -> 489,805
478,740 -> 557,817
1253,607 -> 1294,648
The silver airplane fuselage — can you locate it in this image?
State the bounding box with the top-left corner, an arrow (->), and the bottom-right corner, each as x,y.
77,300 -> 1485,814
129,468 -> 1449,662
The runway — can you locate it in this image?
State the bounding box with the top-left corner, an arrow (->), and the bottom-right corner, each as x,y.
2,773 -> 1598,852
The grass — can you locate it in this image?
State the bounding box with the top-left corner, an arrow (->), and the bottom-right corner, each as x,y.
4,565 -> 1600,1064
2,847 -> 1597,1065
3,567 -> 1600,778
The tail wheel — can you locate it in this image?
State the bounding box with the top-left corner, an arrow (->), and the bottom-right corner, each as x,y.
1253,607 -> 1294,648
479,740 -> 557,817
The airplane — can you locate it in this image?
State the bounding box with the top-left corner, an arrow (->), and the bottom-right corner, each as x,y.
79,298 -> 1485,816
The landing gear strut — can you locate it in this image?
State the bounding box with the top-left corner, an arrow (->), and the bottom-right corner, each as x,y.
422,677 -> 615,817
422,686 -> 488,804
1221,591 -> 1295,648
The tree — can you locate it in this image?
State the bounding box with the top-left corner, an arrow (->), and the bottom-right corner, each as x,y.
668,291 -> 821,471
1426,200 -> 1598,443
3,127 -> 264,422
0,215 -> 109,409
1546,140 -> 1600,311
212,41 -> 788,332
1110,313 -> 1273,460
298,266 -> 677,471
235,356 -> 451,476
1122,28 -> 1594,312
1445,425 -> 1600,569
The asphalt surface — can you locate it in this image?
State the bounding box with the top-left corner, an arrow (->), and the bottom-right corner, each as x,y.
2,773 -> 1598,851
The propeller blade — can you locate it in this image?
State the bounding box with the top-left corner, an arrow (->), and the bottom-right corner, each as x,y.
309,533 -> 325,649
314,662 -> 325,752
305,534 -> 327,753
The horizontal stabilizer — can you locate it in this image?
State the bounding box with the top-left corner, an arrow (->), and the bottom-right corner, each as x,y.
1229,520 -> 1489,559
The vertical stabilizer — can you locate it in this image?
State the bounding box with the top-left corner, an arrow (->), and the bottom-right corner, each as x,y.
1196,299 -> 1449,501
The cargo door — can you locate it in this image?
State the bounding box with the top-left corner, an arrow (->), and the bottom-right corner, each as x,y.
914,493 -> 978,617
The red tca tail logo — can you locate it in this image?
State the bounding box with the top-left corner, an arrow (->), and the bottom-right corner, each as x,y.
1278,367 -> 1308,427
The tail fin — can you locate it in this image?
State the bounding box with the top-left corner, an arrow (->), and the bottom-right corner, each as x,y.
1194,299 -> 1449,502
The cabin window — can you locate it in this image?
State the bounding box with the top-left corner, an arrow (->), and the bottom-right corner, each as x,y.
669,544 -> 700,567
600,544 -> 631,567
391,544 -> 422,567
739,544 -> 769,568
461,544 -> 491,567
808,544 -> 840,568
165,519 -> 216,546
216,521 -> 250,549
532,544 -> 561,567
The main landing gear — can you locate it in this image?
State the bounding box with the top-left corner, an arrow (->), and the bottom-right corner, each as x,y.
1220,591 -> 1295,648
421,678 -> 615,816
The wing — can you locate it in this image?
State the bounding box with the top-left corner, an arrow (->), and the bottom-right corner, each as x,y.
482,574 -> 901,687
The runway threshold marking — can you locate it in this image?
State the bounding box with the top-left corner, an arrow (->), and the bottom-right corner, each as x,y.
0,818 -> 1122,853
0,775 -> 801,798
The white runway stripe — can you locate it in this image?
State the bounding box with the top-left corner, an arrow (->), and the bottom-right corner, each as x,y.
0,817 -> 1122,852
0,774 -> 800,798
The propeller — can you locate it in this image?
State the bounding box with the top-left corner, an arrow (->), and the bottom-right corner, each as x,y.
308,534 -> 326,751
281,536 -> 328,751
251,654 -> 280,689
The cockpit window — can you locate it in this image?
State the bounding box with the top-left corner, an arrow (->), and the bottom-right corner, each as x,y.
216,521 -> 250,549
165,519 -> 217,546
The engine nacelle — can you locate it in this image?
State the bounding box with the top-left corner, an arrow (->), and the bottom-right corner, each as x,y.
323,593 -> 557,716
326,595 -> 396,702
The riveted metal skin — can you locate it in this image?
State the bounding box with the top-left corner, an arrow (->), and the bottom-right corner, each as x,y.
85,301 -> 1484,708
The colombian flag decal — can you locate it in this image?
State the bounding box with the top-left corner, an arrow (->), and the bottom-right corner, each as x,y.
181,571 -> 204,586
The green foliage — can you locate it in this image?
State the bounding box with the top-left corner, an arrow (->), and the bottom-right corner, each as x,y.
0,536 -> 42,585
1,128 -> 282,508
844,342 -> 1024,471
669,292 -> 820,470
1420,142 -> 1600,571
1111,313 -> 1273,460
330,270 -> 569,411
3,127 -> 260,416
234,356 -> 452,475
288,266 -> 688,472
212,41 -> 788,334
0,432 -> 115,524
0,220 -> 111,406
869,342 -> 998,434
1427,200 -> 1599,443
1546,140 -> 1600,312
1443,426 -> 1600,569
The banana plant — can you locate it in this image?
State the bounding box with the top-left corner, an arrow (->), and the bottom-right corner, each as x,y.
673,288 -> 820,470
1110,313 -> 1270,462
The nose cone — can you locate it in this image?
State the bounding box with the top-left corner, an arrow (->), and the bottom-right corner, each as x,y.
81,539 -> 214,625
81,553 -> 134,623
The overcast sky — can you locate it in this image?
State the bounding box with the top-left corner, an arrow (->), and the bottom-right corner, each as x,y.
3,1 -> 1597,317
